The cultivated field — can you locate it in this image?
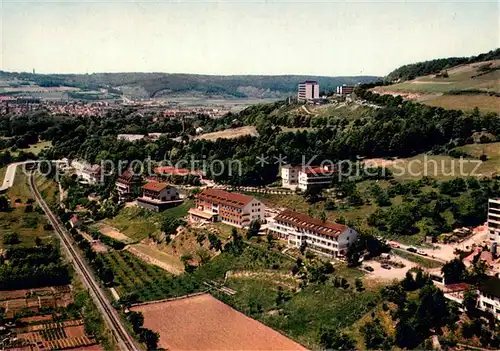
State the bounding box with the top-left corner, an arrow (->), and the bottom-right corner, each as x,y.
101,251 -> 195,301
132,293 -> 307,350
194,126 -> 259,141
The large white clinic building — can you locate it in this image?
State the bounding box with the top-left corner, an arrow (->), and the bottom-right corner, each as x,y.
297,81 -> 319,101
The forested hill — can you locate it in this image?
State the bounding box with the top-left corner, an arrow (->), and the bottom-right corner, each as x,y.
0,71 -> 378,99
386,48 -> 500,82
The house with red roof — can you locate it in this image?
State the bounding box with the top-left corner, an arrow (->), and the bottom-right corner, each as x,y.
137,181 -> 182,212
188,188 -> 264,228
268,209 -> 358,258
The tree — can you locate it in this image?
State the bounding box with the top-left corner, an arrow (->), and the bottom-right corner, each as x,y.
462,286 -> 477,314
35,237 -> 42,246
139,328 -> 160,350
0,196 -> 9,211
127,311 -> 144,333
319,211 -> 327,223
304,186 -> 321,204
246,219 -> 261,239
3,232 -> 20,245
266,233 -> 275,250
207,233 -> 222,251
441,258 -> 466,284
361,319 -> 392,350
355,278 -> 364,291
319,328 -> 355,350
402,271 -> 416,291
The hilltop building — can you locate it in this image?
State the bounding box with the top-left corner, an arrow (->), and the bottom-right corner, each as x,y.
336,85 -> 355,95
298,81 -> 319,101
137,181 -> 182,212
281,165 -> 335,191
188,188 -> 264,228
268,209 -> 358,258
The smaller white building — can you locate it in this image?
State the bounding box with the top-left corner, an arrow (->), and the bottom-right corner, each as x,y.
268,209 -> 358,258
281,165 -> 335,191
487,198 -> 500,254
477,277 -> 500,320
297,166 -> 335,191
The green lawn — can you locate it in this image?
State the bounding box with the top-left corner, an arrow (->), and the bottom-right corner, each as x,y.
0,169 -> 56,248
3,140 -> 52,157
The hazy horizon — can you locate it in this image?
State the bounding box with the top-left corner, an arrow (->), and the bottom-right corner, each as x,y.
1,0 -> 498,76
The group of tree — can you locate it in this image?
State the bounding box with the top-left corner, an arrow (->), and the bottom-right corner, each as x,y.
0,244 -> 71,290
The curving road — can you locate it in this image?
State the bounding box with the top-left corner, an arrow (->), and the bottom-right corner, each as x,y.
29,173 -> 138,351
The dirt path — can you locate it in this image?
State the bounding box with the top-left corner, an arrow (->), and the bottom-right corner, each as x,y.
97,223 -> 133,243
127,244 -> 184,275
230,271 -> 299,289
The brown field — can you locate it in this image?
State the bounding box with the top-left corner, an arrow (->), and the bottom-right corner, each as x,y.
194,126 -> 258,141
132,293 -> 307,350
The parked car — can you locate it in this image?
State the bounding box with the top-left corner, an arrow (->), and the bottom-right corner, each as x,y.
417,250 -> 428,256
407,247 -> 417,253
381,264 -> 392,270
364,265 -> 374,272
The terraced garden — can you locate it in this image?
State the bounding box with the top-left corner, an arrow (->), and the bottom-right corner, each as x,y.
102,251 -> 201,301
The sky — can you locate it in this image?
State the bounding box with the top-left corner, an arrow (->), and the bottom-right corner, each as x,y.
0,0 -> 498,76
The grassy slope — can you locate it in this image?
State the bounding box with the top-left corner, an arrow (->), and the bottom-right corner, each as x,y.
102,200 -> 193,241
373,59 -> 500,112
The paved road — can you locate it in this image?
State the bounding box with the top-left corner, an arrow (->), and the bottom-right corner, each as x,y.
29,173 -> 138,351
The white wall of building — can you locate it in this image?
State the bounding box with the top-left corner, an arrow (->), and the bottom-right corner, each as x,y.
477,290 -> 500,320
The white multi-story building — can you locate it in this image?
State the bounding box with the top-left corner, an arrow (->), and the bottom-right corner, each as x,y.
477,277 -> 500,320
281,165 -> 299,189
487,199 -> 500,253
268,209 -> 358,258
281,165 -> 335,191
189,188 -> 264,228
298,166 -> 335,191
298,81 -> 319,101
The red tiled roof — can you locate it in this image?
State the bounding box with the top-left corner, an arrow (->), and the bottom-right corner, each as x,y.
274,209 -> 347,238
301,166 -> 336,175
143,181 -> 170,192
154,166 -> 190,175
198,188 -> 254,209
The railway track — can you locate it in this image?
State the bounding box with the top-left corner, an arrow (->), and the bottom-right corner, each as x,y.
29,173 -> 138,351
